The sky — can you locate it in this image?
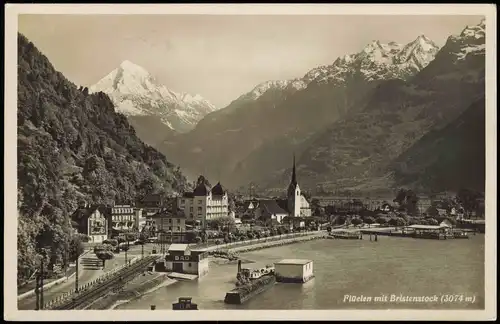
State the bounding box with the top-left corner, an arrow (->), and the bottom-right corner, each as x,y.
18,14 -> 484,108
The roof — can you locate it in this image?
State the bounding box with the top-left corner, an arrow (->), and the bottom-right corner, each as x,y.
276,259 -> 312,265
168,244 -> 189,252
190,248 -> 208,253
150,208 -> 185,219
140,193 -> 165,203
71,205 -> 108,221
211,182 -> 227,196
406,225 -> 448,230
192,182 -> 211,196
276,199 -> 290,213
258,199 -> 289,215
182,192 -> 195,198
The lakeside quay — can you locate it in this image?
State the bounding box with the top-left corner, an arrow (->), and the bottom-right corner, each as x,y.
201,231 -> 326,254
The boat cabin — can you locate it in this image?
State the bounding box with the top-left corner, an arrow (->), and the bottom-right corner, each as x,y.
172,297 -> 198,310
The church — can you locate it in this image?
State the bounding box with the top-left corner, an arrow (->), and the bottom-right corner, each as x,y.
282,155 -> 312,218
242,155 -> 311,224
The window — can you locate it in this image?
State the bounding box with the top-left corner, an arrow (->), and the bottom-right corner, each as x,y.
198,200 -> 202,204
181,199 -> 185,204
190,207 -> 193,212
177,219 -> 180,223
188,263 -> 192,267
169,227 -> 172,231
177,227 -> 180,231
197,207 -> 202,212
169,219 -> 172,223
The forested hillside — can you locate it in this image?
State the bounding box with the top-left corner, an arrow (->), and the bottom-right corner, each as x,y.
17,33 -> 187,283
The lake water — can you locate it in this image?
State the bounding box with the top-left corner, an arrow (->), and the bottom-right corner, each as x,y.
117,234 -> 484,310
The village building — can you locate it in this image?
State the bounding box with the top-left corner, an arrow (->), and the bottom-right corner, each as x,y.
239,156 -> 311,224
274,259 -> 314,283
177,182 -> 229,228
149,204 -> 188,243
108,204 -> 142,236
164,244 -> 209,277
253,199 -> 289,224
71,204 -> 108,243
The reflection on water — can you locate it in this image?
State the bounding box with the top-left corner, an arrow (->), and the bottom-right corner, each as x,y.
118,235 -> 485,310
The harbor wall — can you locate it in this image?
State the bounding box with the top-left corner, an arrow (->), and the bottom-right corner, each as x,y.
226,233 -> 325,254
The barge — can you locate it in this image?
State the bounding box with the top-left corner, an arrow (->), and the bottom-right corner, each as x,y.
224,261 -> 276,305
224,275 -> 276,305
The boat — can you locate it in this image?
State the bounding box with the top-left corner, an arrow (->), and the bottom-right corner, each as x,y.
328,231 -> 360,240
453,230 -> 469,239
172,297 -> 198,310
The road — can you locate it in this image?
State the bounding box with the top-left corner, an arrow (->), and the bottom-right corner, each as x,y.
18,244 -> 155,310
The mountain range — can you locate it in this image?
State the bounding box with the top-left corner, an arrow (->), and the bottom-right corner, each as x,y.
89,60 -> 217,145
274,19 -> 485,193
154,26 -> 482,192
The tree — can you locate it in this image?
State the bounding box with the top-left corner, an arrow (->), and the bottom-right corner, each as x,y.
69,234 -> 85,263
351,217 -> 363,226
394,189 -> 407,206
376,216 -> 389,225
427,218 -> 439,226
103,239 -> 118,247
456,188 -> 483,218
94,244 -> 113,254
95,250 -> 114,268
196,175 -> 211,188
363,216 -> 375,228
334,215 -> 347,225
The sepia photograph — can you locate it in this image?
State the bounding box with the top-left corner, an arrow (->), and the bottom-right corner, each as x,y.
4,3 -> 497,321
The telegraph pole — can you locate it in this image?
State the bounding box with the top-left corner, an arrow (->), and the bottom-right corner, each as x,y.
40,258 -> 44,309
125,238 -> 128,266
75,251 -> 79,293
35,274 -> 40,310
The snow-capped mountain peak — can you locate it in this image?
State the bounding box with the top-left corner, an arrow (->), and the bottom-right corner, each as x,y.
234,34 -> 441,102
445,19 -> 485,61
90,61 -> 217,133
238,79 -> 306,101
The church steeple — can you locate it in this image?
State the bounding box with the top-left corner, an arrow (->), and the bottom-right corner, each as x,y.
291,154 -> 297,186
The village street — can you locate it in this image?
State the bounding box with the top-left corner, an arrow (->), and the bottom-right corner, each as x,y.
17,244 -> 155,310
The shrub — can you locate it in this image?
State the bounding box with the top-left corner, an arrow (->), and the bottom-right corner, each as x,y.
94,244 -> 113,254
351,217 -> 363,226
103,239 -> 118,247
95,250 -> 114,267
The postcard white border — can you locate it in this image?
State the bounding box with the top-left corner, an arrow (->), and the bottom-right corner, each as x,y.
4,3 -> 497,321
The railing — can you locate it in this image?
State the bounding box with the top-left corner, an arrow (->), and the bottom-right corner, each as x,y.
44,255 -> 158,310
207,230 -> 322,252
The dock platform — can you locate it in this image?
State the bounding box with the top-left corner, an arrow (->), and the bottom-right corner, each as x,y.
167,272 -> 199,281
